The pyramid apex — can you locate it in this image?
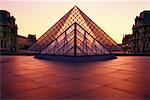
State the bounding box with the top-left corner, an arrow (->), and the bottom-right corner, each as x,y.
73,5 -> 79,9
72,5 -> 81,12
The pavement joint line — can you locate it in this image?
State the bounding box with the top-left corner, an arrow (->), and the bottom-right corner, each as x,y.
5,85 -> 50,96
111,69 -> 121,73
108,86 -> 146,96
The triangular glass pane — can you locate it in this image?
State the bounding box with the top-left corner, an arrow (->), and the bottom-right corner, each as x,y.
40,23 -> 75,55
65,47 -> 74,56
76,23 -> 110,55
76,47 -> 86,56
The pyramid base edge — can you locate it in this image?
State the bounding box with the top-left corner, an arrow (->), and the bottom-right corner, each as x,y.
34,54 -> 117,62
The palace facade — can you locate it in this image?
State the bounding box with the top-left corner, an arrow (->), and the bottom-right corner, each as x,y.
0,10 -> 18,51
132,11 -> 150,53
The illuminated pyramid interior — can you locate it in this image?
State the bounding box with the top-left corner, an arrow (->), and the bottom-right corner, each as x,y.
29,6 -> 121,56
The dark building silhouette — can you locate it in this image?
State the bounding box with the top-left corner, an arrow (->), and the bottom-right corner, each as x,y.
132,10 -> 150,53
17,34 -> 36,50
0,10 -> 18,51
122,34 -> 133,53
0,10 -> 37,51
28,34 -> 36,43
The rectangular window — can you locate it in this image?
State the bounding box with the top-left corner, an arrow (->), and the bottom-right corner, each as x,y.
4,40 -> 6,48
1,40 -> 3,48
4,32 -> 6,38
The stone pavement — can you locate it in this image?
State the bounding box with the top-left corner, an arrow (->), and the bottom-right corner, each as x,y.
1,56 -> 150,99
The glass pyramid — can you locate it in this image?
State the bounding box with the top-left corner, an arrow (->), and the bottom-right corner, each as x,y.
29,6 -> 122,55
40,22 -> 110,56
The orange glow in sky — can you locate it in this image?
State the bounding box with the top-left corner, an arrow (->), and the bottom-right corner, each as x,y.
1,0 -> 149,43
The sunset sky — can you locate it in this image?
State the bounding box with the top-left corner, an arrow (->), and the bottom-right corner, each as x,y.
1,0 -> 149,43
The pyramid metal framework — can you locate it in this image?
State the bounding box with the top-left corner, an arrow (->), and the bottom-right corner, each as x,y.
29,6 -> 121,56
40,22 -> 110,56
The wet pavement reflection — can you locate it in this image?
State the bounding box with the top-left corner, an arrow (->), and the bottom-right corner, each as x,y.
1,56 -> 150,99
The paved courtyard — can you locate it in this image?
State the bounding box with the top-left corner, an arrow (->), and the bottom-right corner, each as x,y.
1,56 -> 150,99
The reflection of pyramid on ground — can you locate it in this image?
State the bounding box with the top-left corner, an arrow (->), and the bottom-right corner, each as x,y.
29,6 -> 122,55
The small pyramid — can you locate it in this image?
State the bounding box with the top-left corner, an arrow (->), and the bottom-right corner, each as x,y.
29,6 -> 121,54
